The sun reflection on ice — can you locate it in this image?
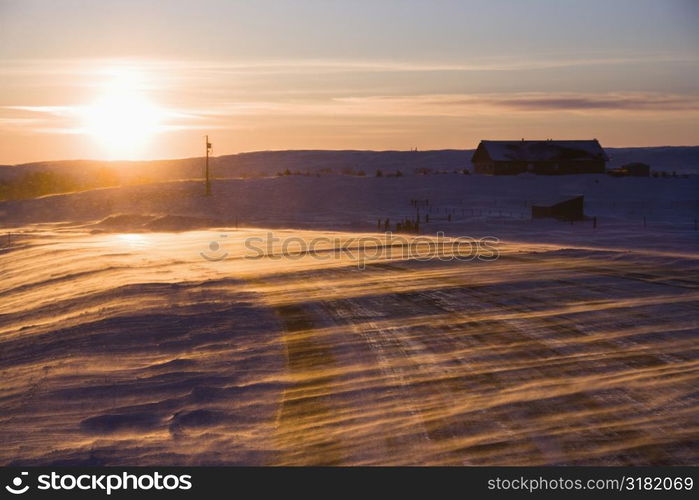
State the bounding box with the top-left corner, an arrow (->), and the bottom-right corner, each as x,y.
116,233 -> 149,247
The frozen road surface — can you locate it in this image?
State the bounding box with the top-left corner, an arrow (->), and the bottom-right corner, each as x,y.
1,226 -> 698,465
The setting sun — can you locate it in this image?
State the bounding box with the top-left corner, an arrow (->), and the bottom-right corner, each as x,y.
80,69 -> 164,158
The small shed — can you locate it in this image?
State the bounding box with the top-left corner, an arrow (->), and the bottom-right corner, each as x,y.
532,195 -> 585,221
615,162 -> 651,177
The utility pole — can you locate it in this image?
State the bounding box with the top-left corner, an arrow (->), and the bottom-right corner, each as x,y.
205,135 -> 212,196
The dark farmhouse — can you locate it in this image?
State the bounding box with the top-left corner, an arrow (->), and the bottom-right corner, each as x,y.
472,139 -> 608,175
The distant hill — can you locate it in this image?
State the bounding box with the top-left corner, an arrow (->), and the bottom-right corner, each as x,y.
0,149 -> 475,183
1,146 -> 698,200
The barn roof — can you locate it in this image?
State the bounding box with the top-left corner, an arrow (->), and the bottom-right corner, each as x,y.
473,140 -> 608,163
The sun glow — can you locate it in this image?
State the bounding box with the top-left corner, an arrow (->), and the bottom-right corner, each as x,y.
115,233 -> 149,247
81,68 -> 165,159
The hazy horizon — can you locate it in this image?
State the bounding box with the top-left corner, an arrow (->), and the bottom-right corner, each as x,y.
6,143 -> 699,168
1,0 -> 698,164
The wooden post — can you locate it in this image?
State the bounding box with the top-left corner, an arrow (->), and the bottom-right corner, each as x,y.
205,135 -> 211,196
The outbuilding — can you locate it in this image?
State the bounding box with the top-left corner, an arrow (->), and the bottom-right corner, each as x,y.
531,195 -> 585,221
608,162 -> 651,177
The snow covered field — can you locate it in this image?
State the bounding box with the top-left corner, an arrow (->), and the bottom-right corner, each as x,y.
0,174 -> 698,465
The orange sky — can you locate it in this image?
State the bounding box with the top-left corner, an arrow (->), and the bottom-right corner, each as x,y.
1,0 -> 698,164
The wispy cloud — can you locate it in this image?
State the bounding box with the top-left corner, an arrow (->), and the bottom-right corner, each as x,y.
1,53 -> 697,78
3,91 -> 698,137
2,55 -> 697,133
327,92 -> 699,116
195,92 -> 699,119
486,93 -> 699,112
0,103 -> 214,134
5,105 -> 75,116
